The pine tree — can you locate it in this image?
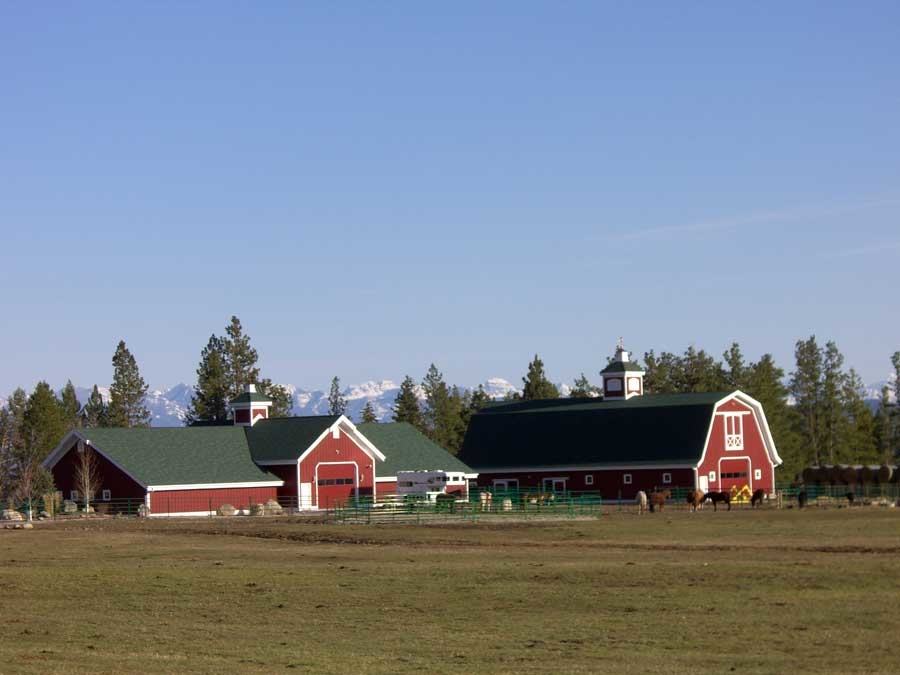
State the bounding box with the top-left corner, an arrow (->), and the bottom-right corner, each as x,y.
723,343 -> 747,390
873,386 -> 894,463
328,376 -> 347,416
746,354 -> 802,479
570,373 -> 600,398
360,401 -> 378,424
676,346 -> 725,392
257,379 -> 293,418
222,316 -> 260,399
521,355 -> 559,400
422,364 -> 463,451
841,368 -> 877,464
106,340 -> 151,428
790,336 -> 823,467
0,388 -> 28,502
82,385 -> 107,428
60,380 -> 82,429
186,335 -> 230,425
820,341 -> 847,464
392,376 -> 423,429
642,350 -> 681,394
24,382 -> 69,459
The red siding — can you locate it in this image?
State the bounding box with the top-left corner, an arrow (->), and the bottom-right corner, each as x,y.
266,464 -> 298,500
51,440 -> 146,503
474,468 -> 694,499
298,428 -> 376,507
697,399 -> 775,497
235,409 -> 251,424
149,486 -> 277,514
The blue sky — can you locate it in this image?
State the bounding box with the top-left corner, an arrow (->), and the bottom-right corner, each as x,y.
1,2 -> 898,395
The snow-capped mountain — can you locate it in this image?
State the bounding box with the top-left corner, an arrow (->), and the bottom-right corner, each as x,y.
4,377 -> 889,427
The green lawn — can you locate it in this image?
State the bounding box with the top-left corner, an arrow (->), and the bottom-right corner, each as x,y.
1,508 -> 899,674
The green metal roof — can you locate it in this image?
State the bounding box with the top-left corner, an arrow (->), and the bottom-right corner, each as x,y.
81,427 -> 281,486
245,416 -> 341,462
459,392 -> 726,469
599,360 -> 645,374
230,391 -> 272,406
357,422 -> 475,477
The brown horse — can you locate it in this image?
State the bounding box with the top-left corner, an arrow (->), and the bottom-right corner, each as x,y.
797,490 -> 808,508
649,489 -> 671,513
705,491 -> 731,511
750,489 -> 766,509
686,490 -> 705,513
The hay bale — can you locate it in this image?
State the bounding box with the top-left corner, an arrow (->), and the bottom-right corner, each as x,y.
62,500 -> 78,514
248,503 -> 266,517
1,509 -> 23,521
216,503 -> 236,517
264,499 -> 283,516
840,466 -> 859,485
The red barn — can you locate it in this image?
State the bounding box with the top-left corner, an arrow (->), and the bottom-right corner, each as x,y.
44,384 -> 475,515
459,342 -> 781,501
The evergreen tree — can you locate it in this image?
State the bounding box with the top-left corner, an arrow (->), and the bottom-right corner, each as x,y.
106,340 -> 151,428
257,378 -> 293,418
642,350 -> 681,394
570,373 -> 600,398
421,364 -> 463,452
873,386 -> 894,463
723,343 -> 747,390
328,376 -> 347,416
186,335 -> 230,424
676,346 -> 726,392
0,388 -> 28,502
60,380 -> 82,429
392,375 -> 423,429
24,382 -> 69,459
82,385 -> 107,428
746,354 -> 802,479
820,341 -> 847,464
360,401 -> 378,424
222,316 -> 260,399
457,385 -> 491,444
790,336 -> 823,467
521,355 -> 559,400
841,368 -> 877,464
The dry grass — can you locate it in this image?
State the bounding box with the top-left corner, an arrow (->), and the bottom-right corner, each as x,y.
1,507 -> 899,674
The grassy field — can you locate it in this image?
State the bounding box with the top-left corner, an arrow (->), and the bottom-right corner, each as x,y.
1,507 -> 899,674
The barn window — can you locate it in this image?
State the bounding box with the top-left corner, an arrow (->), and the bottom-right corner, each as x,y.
709,471 -> 716,483
70,490 -> 79,501
662,473 -> 672,484
585,474 -> 594,486
102,489 -> 111,501
724,413 -> 744,450
754,469 -> 762,480
623,473 -> 632,485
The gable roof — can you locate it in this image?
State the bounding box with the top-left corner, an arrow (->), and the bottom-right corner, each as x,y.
47,427 -> 281,487
244,415 -> 342,462
357,422 -> 476,477
459,392 -> 728,469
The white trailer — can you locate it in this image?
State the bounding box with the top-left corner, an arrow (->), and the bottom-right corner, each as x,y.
395,470 -> 469,501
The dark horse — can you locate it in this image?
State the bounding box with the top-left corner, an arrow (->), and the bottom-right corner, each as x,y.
750,489 -> 766,509
797,490 -> 808,508
705,491 -> 731,511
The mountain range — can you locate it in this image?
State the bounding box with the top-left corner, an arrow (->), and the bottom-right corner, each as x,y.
0,378 -> 894,427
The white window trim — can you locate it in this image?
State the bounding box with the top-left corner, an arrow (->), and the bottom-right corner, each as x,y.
724,413 -> 744,451
585,474 -> 594,486
69,490 -> 78,501
754,468 -> 762,480
102,489 -> 111,501
662,473 -> 672,484
623,473 -> 632,485
709,471 -> 717,483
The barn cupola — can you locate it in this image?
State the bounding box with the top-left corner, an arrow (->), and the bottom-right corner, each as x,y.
599,338 -> 645,400
230,383 -> 272,427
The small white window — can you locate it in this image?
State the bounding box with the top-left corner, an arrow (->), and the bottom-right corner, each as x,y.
709,471 -> 717,483
585,474 -> 594,486
754,469 -> 762,480
623,473 -> 632,485
662,473 -> 672,484
69,490 -> 79,501
102,489 -> 111,501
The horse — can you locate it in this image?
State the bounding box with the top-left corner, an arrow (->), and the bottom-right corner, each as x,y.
649,489 -> 671,513
686,490 -> 705,513
479,489 -> 493,512
845,492 -> 855,506
797,490 -> 808,509
705,491 -> 731,512
522,493 -> 555,506
750,489 -> 766,509
635,490 -> 648,515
